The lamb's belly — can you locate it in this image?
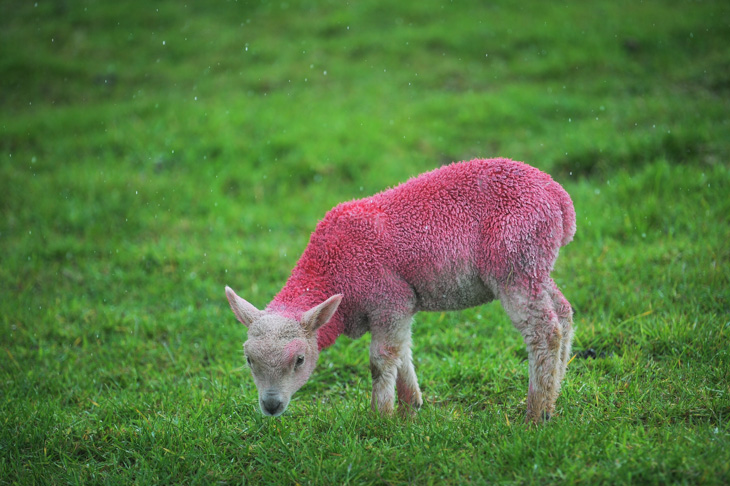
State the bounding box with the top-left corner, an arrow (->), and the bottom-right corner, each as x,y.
411,271 -> 495,312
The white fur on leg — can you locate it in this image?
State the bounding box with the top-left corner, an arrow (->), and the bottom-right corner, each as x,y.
501,284 -> 563,423
545,279 -> 574,387
370,338 -> 401,414
369,319 -> 420,414
396,344 -> 423,412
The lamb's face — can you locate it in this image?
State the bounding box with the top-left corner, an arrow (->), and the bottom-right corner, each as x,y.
243,314 -> 320,417
225,286 -> 342,416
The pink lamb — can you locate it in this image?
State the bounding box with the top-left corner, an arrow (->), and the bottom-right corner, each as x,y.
225,158 -> 576,423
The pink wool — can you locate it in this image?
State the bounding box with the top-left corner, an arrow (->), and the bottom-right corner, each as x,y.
227,157 -> 576,422
267,158 -> 576,350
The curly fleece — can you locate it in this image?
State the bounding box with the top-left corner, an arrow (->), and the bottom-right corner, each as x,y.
267,158 -> 576,350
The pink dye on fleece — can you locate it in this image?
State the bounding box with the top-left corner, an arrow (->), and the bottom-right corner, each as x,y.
267,158 -> 576,351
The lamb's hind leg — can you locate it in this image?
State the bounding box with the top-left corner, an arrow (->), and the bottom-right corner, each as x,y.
500,281 -> 563,423
545,278 -> 574,386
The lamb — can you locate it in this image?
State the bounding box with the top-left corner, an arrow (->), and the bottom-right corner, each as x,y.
225,158 -> 576,423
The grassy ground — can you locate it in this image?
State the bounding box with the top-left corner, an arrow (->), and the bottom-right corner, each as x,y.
2,0 -> 729,483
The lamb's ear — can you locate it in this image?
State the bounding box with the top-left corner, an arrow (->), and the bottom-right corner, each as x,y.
225,286 -> 262,328
302,294 -> 343,333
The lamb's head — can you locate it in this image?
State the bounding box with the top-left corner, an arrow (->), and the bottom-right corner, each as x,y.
225,286 -> 342,417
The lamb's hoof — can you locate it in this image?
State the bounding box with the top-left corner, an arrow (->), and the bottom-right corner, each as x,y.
412,393 -> 424,410
525,410 -> 551,424
371,401 -> 395,416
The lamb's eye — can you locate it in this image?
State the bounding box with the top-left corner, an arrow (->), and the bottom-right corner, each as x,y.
295,356 -> 305,368
246,356 -> 253,367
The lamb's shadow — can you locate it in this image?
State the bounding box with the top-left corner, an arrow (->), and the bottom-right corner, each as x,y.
573,348 -> 614,360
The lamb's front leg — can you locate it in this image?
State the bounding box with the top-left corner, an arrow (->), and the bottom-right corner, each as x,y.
395,336 -> 423,412
369,338 -> 400,414
369,318 -> 420,414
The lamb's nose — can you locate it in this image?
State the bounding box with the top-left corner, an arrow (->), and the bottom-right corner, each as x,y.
261,397 -> 284,416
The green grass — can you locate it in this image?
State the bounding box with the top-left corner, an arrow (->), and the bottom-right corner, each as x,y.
1,0 -> 729,483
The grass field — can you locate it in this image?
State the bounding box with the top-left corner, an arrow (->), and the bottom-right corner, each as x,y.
2,0 -> 729,483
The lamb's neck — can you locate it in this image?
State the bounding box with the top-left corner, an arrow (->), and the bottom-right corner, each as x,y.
267,274 -> 345,351
268,283 -> 330,319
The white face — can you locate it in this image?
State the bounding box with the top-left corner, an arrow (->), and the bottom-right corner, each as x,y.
243,315 -> 320,416
225,286 -> 342,417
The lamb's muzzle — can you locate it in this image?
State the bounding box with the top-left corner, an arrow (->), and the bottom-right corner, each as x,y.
260,392 -> 285,417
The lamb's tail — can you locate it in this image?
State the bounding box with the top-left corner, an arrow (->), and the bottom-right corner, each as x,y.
551,182 -> 576,247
